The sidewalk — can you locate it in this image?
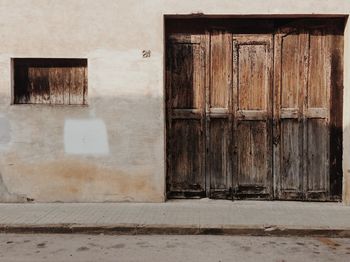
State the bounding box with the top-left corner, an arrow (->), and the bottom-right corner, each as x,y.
1,199 -> 350,237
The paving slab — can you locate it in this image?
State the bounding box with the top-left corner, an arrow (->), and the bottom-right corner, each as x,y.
0,199 -> 350,237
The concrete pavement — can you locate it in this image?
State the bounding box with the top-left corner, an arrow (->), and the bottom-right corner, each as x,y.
0,199 -> 350,237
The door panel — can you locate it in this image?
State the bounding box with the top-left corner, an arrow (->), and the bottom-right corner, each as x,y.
169,119 -> 204,191
306,119 -> 329,199
166,35 -> 206,198
238,44 -> 268,110
274,21 -> 342,201
233,34 -> 273,199
208,118 -> 231,198
207,31 -> 233,198
274,29 -> 308,199
209,31 -> 231,109
237,122 -> 268,185
280,120 -> 302,194
306,28 -> 331,200
169,42 -> 204,109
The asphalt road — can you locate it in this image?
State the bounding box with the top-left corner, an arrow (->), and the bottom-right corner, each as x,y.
0,234 -> 349,262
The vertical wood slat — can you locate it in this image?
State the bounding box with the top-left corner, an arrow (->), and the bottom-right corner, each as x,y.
28,67 -> 50,104
200,34 -> 208,195
273,32 -> 281,199
83,66 -> 88,105
69,67 -> 84,105
232,39 -> 239,196
302,30 -> 310,201
49,68 -> 64,104
63,68 -> 71,105
204,31 -> 211,197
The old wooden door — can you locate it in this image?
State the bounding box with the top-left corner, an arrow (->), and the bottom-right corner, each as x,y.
166,34 -> 207,198
167,30 -> 274,199
273,20 -> 343,200
166,18 -> 343,201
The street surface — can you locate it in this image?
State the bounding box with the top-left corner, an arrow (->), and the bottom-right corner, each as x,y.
0,234 -> 349,262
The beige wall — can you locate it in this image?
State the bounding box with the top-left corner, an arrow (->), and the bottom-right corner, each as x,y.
0,0 -> 349,203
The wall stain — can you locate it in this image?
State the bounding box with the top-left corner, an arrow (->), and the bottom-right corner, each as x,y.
0,171 -> 28,202
0,155 -> 161,202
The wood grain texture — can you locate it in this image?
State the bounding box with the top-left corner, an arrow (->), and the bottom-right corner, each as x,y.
28,67 -> 50,104
166,35 -> 206,198
274,20 -> 343,201
13,58 -> 87,105
274,26 -> 308,200
207,30 -> 232,199
210,31 -> 231,109
233,34 -> 273,199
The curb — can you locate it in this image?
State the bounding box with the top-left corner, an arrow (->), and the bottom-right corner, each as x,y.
1,224 -> 350,237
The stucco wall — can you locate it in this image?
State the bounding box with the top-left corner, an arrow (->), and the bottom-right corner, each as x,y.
0,0 -> 349,203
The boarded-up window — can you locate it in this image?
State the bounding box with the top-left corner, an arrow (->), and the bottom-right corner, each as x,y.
13,58 -> 88,105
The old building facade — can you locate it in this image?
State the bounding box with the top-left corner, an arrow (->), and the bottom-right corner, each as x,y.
0,0 -> 350,204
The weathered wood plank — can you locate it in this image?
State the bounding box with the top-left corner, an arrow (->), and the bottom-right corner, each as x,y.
233,34 -> 273,198
210,31 -> 231,109
169,119 -> 205,192
237,122 -> 252,185
237,44 -> 267,110
49,68 -> 64,104
28,67 -> 50,104
169,43 -> 203,109
308,29 -> 330,109
207,30 -> 232,198
305,26 -> 331,198
281,33 -> 300,109
208,118 -> 229,191
274,26 -> 309,200
280,120 -> 302,192
307,119 -> 329,193
69,67 -> 85,105
63,68 -> 71,105
166,35 -> 206,198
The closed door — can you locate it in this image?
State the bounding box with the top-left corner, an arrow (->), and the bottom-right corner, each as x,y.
166,18 -> 343,201
166,34 -> 207,198
232,34 -> 273,199
273,20 -> 343,201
